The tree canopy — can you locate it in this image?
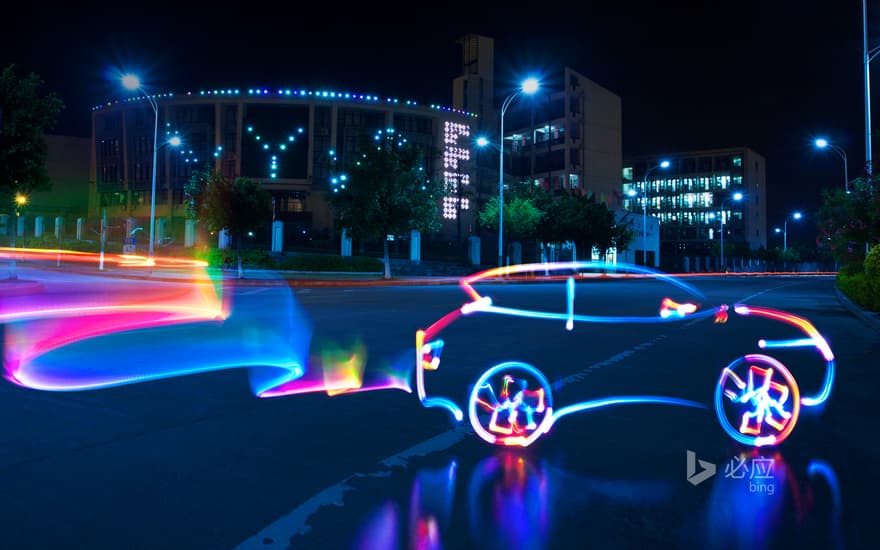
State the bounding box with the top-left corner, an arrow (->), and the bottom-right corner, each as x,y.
197,171 -> 271,277
481,186 -> 632,259
328,130 -> 443,278
0,65 -> 64,213
817,177 -> 879,267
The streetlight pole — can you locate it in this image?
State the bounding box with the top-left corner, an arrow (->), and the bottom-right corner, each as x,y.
719,192 -> 743,272
497,78 -> 539,267
8,193 -> 27,279
640,160 -> 669,266
782,211 -> 802,252
815,139 -> 849,193
865,0 -> 873,177
121,75 -> 159,264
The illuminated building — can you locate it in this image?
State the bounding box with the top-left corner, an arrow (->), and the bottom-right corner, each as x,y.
89,88 -> 477,244
623,147 -> 767,270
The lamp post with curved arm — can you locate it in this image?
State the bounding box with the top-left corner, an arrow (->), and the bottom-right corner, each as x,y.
719,191 -> 744,272
638,160 -> 670,266
121,74 -> 159,263
497,77 -> 540,267
780,211 -> 802,252
815,138 -> 849,193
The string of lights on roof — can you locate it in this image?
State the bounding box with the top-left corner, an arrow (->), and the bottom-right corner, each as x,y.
93,87 -> 478,117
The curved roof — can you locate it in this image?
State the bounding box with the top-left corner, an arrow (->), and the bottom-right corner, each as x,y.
93,86 -> 478,118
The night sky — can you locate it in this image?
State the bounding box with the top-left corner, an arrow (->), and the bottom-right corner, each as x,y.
3,1 -> 877,248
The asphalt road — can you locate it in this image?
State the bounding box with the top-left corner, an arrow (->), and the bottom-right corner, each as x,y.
0,269 -> 876,549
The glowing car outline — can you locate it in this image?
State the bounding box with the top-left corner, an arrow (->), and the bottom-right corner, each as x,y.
415,261 -> 835,448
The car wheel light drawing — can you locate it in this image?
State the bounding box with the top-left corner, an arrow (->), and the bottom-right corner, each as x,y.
415,261 -> 835,448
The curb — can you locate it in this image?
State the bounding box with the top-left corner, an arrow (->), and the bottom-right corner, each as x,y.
834,281 -> 880,334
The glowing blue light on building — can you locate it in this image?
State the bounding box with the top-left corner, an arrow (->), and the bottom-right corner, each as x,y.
280,144 -> 287,150
329,150 -> 335,156
340,174 -> 347,181
271,173 -> 277,179
255,135 -> 261,140
263,144 -> 269,150
297,128 -> 304,134
288,136 -> 295,142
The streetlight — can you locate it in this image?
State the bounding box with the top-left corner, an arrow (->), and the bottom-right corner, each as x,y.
635,160 -> 670,266
8,193 -> 27,279
815,138 -> 849,193
497,77 -> 540,267
121,73 -> 159,263
718,191 -> 744,272
779,211 -> 803,252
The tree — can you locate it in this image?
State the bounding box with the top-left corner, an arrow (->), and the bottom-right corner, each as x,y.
328,130 -> 443,279
0,65 -> 64,229
198,172 -> 271,278
817,178 -> 880,267
478,195 -> 542,259
525,188 -> 630,260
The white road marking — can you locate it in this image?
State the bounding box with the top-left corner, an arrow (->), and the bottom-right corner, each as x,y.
234,426 -> 471,549
234,330 -> 675,548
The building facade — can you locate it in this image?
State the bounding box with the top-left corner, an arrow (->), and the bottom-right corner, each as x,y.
451,35 -> 623,213
623,147 -> 767,270
502,67 -> 622,207
90,88 -> 478,246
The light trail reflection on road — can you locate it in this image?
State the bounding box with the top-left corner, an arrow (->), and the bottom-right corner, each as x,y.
346,449 -> 843,549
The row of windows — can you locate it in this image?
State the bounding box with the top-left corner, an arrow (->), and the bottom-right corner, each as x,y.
623,175 -> 743,195
625,155 -> 745,179
655,210 -> 744,225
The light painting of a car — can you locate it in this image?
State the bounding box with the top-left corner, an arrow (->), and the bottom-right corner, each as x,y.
415,261 -> 835,448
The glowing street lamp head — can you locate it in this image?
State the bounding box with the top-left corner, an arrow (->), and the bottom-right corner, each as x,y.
15,194 -> 27,206
793,211 -> 802,220
626,189 -> 637,197
733,192 -> 744,201
815,138 -> 829,149
167,136 -> 182,147
774,227 -> 782,233
521,77 -> 540,95
476,136 -> 490,148
121,74 -> 142,91
659,160 -> 671,169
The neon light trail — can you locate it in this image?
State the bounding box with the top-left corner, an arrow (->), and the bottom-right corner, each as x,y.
1,250 -> 410,399
416,261 -> 836,448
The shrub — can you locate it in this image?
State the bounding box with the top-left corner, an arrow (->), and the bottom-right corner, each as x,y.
276,253 -> 383,272
195,248 -> 383,272
839,260 -> 864,276
865,245 -> 880,307
838,272 -> 879,311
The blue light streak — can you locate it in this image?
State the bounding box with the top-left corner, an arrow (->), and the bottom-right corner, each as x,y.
551,396 -> 705,426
